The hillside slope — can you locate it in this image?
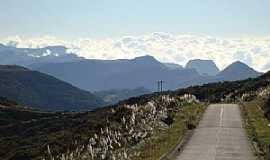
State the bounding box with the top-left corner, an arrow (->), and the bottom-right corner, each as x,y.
0,65 -> 104,110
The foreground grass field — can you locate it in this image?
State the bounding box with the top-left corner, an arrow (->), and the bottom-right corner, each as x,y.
242,100 -> 270,160
132,103 -> 206,160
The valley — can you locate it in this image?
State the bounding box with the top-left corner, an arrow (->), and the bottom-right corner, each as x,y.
0,45 -> 268,160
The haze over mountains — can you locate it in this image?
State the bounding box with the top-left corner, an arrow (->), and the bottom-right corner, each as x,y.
0,43 -> 262,108
0,44 -> 82,66
30,55 -> 200,91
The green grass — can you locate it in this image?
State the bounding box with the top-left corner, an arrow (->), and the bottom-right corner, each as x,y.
132,103 -> 206,160
242,100 -> 270,159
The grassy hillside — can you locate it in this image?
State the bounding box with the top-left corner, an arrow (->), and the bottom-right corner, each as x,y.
0,65 -> 104,111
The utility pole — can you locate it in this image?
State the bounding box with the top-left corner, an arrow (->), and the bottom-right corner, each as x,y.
160,80 -> 164,92
157,80 -> 164,93
157,81 -> 160,93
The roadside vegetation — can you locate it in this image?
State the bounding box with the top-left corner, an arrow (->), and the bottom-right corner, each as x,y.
43,95 -> 205,160
132,103 -> 205,160
172,71 -> 270,159
241,87 -> 270,160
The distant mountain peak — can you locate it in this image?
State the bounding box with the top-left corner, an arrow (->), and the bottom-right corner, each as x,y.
218,61 -> 261,81
45,45 -> 67,50
0,65 -> 29,71
133,55 -> 157,61
230,60 -> 247,66
185,59 -> 219,76
224,61 -> 254,71
131,55 -> 163,68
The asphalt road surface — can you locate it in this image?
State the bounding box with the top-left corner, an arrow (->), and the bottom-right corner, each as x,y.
176,104 -> 255,160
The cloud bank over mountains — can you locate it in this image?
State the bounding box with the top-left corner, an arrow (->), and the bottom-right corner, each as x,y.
1,32 -> 270,72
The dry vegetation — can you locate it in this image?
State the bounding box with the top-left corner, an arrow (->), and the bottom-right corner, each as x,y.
43,94 -> 205,160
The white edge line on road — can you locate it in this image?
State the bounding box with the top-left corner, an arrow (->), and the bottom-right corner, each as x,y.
219,106 -> 224,127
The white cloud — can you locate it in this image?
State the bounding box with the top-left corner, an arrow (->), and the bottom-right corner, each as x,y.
1,33 -> 270,72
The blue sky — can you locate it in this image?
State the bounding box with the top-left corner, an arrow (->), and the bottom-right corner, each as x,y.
1,0 -> 270,38
2,0 -> 270,72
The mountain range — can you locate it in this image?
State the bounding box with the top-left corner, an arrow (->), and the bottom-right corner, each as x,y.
29,55 -> 261,91
29,55 -> 200,91
0,43 -> 262,106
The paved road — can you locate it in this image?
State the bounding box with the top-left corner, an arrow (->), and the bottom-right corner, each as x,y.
176,104 -> 255,160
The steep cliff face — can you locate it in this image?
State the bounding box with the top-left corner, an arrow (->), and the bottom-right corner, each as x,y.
185,59 -> 220,76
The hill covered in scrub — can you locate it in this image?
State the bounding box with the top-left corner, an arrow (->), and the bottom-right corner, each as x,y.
0,65 -> 104,111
